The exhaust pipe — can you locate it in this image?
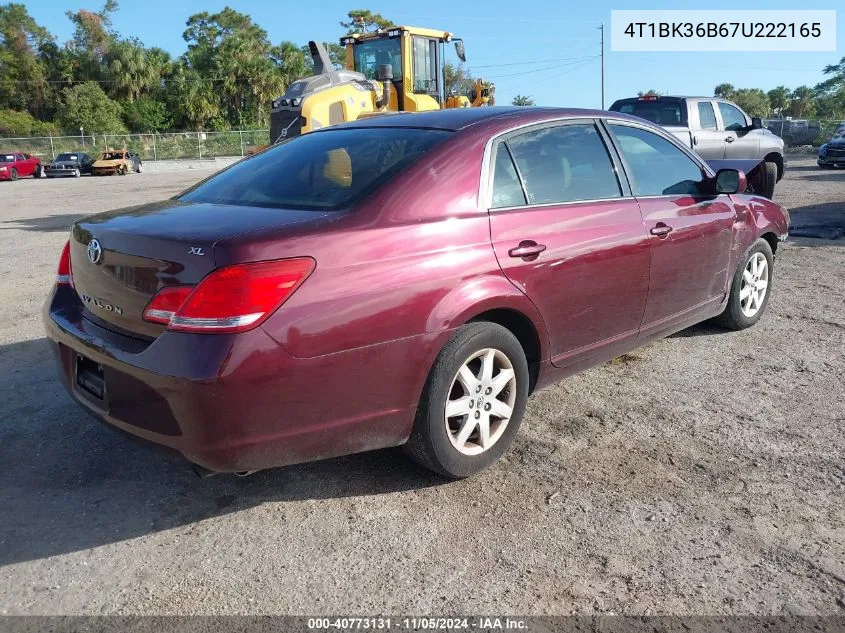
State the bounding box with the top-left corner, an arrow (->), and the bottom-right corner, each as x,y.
376,63 -> 393,110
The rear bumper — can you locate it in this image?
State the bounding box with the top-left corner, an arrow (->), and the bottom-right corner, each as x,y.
43,287 -> 437,472
45,169 -> 77,177
818,156 -> 844,166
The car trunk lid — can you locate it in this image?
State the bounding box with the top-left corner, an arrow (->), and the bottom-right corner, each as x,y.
70,200 -> 329,338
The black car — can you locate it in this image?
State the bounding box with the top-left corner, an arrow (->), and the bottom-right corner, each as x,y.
818,124 -> 845,169
45,152 -> 94,178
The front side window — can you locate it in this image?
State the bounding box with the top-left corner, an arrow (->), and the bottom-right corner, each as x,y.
178,127 -> 450,211
353,38 -> 403,81
609,124 -> 704,197
505,124 -> 622,205
718,102 -> 747,132
698,102 -> 718,130
412,37 -> 438,94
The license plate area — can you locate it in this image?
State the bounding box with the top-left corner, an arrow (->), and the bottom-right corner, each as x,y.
76,354 -> 105,400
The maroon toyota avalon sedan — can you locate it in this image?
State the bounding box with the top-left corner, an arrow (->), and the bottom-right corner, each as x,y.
44,108 -> 789,478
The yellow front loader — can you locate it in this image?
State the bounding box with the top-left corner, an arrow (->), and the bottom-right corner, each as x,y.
268,26 -> 491,144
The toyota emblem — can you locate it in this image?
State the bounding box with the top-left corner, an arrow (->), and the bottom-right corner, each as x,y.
87,238 -> 102,264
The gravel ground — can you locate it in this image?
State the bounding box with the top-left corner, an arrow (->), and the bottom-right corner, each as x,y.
0,159 -> 843,616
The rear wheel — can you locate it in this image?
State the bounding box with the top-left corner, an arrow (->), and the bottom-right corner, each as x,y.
9,168 -> 17,181
403,322 -> 529,478
73,168 -> 81,178
715,238 -> 774,330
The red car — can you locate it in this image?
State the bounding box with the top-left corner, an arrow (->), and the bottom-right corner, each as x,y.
0,151 -> 43,181
43,108 -> 789,478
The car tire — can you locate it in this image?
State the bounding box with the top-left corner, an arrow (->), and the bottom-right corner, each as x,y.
403,322 -> 529,479
715,238 -> 774,331
750,161 -> 777,199
9,168 -> 17,181
73,168 -> 81,178
136,162 -> 143,173
34,165 -> 43,178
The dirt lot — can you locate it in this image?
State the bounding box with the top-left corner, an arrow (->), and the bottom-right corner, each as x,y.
0,159 -> 843,616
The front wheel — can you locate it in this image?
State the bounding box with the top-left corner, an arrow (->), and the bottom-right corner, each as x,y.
34,165 -> 43,178
403,322 -> 529,478
715,238 -> 774,331
749,161 -> 777,199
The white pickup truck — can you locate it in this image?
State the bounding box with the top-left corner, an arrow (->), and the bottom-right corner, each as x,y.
609,95 -> 785,199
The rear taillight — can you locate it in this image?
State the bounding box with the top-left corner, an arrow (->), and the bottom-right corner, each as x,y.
56,240 -> 72,286
142,285 -> 193,324
142,258 -> 315,334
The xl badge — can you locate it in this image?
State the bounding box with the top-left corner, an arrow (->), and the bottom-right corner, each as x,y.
87,238 -> 102,264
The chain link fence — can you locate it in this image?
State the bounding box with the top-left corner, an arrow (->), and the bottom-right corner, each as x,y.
762,119 -> 845,148
0,130 -> 270,161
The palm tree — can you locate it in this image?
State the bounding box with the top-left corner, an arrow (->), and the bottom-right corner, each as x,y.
512,94 -> 534,106
789,86 -> 815,118
714,83 -> 735,99
106,40 -> 158,102
767,86 -> 791,117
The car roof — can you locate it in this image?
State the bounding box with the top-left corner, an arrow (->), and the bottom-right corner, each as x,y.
334,106 -> 643,132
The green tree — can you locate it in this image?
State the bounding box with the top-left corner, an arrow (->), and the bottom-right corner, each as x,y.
105,39 -> 158,102
0,108 -> 58,135
637,89 -> 661,97
444,62 -> 476,96
767,86 -> 791,117
512,94 -> 534,106
714,83 -> 735,100
58,80 -> 125,134
121,94 -> 171,131
340,10 -> 394,33
731,88 -> 770,117
0,3 -> 53,116
788,85 -> 815,117
165,64 -> 220,130
65,0 -> 118,75
814,56 -> 845,119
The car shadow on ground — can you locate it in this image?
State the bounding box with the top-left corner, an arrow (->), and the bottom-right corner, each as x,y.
1,214 -> 87,232
0,338 -> 446,567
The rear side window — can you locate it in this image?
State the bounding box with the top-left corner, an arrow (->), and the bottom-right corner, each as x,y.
179,127 -> 450,210
698,102 -> 718,130
504,124 -> 621,205
718,102 -> 747,132
490,145 -> 526,208
609,99 -> 687,126
609,124 -> 703,197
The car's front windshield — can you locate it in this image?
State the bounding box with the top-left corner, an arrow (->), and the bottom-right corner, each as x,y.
0,154 -> 14,163
56,154 -> 78,161
101,152 -> 123,160
177,127 -> 450,211
353,37 -> 403,81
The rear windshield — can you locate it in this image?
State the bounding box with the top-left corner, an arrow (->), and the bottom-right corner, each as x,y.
0,154 -> 14,163
56,154 -> 79,161
609,99 -> 688,127
178,127 -> 450,211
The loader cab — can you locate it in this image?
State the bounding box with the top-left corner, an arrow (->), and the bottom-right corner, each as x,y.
341,26 -> 462,112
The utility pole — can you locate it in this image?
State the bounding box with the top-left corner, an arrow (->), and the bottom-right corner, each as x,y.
598,22 -> 605,110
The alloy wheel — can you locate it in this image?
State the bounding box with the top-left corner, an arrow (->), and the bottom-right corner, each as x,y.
740,252 -> 769,317
444,348 -> 517,456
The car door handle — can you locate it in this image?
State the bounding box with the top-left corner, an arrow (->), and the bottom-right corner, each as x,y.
725,136 -> 735,143
508,241 -> 547,259
650,223 -> 673,237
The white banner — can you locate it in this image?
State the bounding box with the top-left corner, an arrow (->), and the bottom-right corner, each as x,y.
611,10 -> 837,52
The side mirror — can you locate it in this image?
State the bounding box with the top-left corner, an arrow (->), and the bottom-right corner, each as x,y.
454,40 -> 466,63
715,169 -> 746,194
751,116 -> 763,130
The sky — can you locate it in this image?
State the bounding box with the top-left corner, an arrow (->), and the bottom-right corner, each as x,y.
25,0 -> 843,110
